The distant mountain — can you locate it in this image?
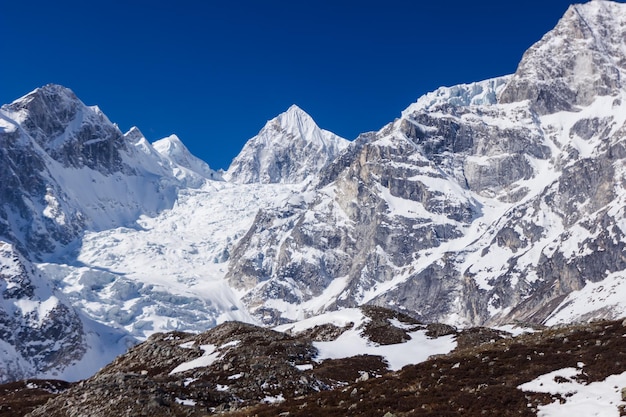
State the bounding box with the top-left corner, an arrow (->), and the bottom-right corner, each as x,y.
152,133 -> 223,184
0,84 -> 220,381
0,84 -> 216,259
224,104 -> 349,184
3,0 -> 626,388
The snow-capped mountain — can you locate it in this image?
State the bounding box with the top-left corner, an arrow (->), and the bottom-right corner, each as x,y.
224,0 -> 626,326
0,87 -> 346,381
224,104 -> 349,184
0,85 -> 216,260
0,85 -> 224,381
3,0 -> 626,385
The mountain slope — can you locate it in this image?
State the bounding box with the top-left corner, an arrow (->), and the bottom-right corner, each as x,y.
223,0 -> 626,327
0,85 -> 221,381
0,85 -> 216,260
11,312 -> 626,417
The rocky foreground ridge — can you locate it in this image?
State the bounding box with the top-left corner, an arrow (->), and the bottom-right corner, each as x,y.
2,306 -> 626,416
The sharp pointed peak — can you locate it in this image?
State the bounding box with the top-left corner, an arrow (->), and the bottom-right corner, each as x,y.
271,104 -> 316,127
124,126 -> 147,142
286,104 -> 306,113
272,104 -> 312,120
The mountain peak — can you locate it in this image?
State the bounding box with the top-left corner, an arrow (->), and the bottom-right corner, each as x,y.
5,84 -> 81,122
286,103 -> 306,114
269,104 -> 317,134
22,83 -> 78,103
225,106 -> 348,184
498,0 -> 626,113
124,126 -> 146,143
153,134 -> 221,182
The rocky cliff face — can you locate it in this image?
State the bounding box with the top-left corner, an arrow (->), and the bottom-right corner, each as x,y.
499,0 -> 625,114
225,0 -> 626,327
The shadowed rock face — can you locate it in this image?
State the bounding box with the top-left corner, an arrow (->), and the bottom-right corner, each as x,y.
0,243 -> 86,383
0,85 -> 130,258
3,84 -> 129,174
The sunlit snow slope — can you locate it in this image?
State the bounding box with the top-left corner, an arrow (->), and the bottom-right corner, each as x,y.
41,181 -> 302,340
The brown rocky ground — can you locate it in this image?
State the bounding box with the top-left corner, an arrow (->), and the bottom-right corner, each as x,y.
226,320 -> 626,417
0,379 -> 72,416
2,308 -> 626,416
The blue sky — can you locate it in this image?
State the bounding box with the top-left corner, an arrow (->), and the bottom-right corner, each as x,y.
1,0 -> 593,170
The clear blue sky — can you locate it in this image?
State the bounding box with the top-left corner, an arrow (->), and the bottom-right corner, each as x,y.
0,0 -> 597,170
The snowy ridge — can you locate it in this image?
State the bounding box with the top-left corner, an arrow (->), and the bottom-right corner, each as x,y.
153,133 -> 222,183
404,75 -> 510,114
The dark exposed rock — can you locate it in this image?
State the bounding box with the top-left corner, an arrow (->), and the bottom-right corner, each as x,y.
0,243 -> 87,383
26,310 -> 441,416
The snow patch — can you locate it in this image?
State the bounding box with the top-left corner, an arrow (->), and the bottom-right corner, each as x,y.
519,367 -> 626,416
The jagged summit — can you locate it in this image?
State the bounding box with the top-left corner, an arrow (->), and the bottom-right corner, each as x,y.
224,104 -> 349,184
498,0 -> 626,113
123,126 -> 146,142
7,84 -> 78,110
2,83 -> 129,174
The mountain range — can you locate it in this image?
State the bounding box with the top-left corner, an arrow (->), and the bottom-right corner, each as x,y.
1,0 -> 626,398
